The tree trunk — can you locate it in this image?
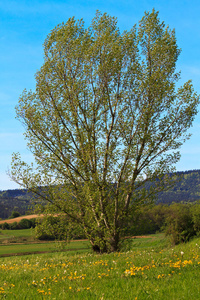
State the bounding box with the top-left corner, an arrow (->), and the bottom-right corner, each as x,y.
89,231 -> 120,253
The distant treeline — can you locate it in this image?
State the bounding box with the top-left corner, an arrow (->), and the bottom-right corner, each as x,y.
0,197 -> 33,219
0,218 -> 36,230
1,169 -> 200,219
125,201 -> 200,244
1,202 -> 200,246
0,189 -> 39,219
157,169 -> 200,204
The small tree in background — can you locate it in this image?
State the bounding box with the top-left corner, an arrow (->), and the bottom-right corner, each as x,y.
165,203 -> 196,244
34,212 -> 85,241
10,10 -> 199,252
9,211 -> 21,219
191,202 -> 200,234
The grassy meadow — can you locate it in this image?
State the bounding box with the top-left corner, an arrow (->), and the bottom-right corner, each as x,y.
0,229 -> 90,256
0,231 -> 199,299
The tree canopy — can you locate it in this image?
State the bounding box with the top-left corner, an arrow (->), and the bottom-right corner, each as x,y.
11,10 -> 199,252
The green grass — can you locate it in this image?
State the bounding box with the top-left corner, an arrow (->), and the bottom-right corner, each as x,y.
0,240 -> 90,256
0,229 -> 33,242
0,229 -> 90,256
124,233 -> 169,249
0,233 -> 200,299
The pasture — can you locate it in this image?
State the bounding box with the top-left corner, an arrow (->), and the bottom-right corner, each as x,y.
0,229 -> 90,256
0,230 -> 199,299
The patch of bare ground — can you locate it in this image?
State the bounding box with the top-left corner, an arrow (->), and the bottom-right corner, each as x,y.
0,214 -> 43,224
131,235 -> 154,239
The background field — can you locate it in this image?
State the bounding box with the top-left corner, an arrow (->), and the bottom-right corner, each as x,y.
0,229 -> 163,256
0,228 -> 90,256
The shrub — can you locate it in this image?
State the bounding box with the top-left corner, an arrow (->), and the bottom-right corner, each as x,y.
124,204 -> 170,236
34,215 -> 85,241
191,202 -> 200,235
1,222 -> 10,230
9,211 -> 21,219
9,222 -> 19,230
18,218 -> 32,229
29,218 -> 36,228
165,203 -> 196,245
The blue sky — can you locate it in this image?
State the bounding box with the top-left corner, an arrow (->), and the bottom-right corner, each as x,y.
0,0 -> 200,190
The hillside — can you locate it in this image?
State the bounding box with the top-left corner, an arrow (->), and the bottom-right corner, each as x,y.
1,169 -> 200,219
0,189 -> 35,219
157,169 -> 200,203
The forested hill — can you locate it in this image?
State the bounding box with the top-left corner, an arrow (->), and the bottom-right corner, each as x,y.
1,169 -> 200,219
0,189 -> 34,219
157,169 -> 200,203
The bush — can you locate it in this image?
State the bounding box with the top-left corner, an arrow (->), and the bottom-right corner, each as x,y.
29,218 -> 36,228
165,203 -> 196,245
9,222 -> 19,230
34,216 -> 63,240
9,211 -> 21,219
124,204 -> 170,236
0,222 -> 10,230
18,218 -> 32,229
34,215 -> 85,241
191,202 -> 200,235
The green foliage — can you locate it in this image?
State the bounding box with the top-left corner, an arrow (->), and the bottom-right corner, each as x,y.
10,10 -> 199,253
9,211 -> 21,219
0,189 -> 35,219
163,202 -> 200,245
191,204 -> 200,234
0,222 -> 9,230
158,170 -> 200,203
164,203 -> 195,244
0,218 -> 36,230
18,218 -> 32,229
9,222 -> 19,230
1,169 -> 200,221
124,201 -> 200,246
34,214 -> 85,241
29,218 -> 37,228
35,216 -> 67,240
124,204 -> 170,236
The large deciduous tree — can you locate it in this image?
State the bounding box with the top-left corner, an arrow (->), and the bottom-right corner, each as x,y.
11,10 -> 199,252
